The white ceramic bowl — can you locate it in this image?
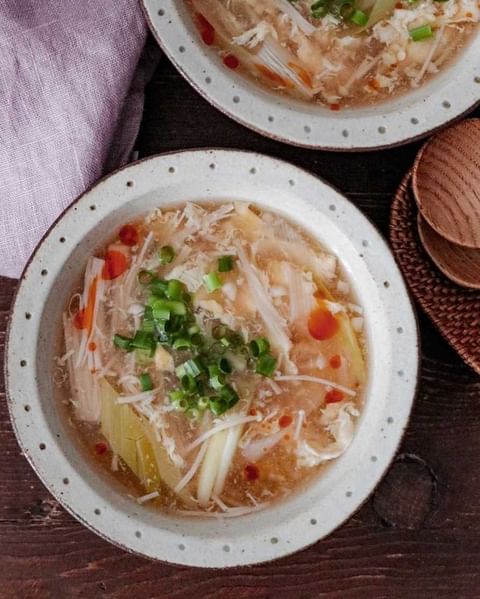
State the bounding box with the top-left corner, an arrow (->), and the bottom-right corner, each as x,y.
141,1 -> 480,151
5,149 -> 418,567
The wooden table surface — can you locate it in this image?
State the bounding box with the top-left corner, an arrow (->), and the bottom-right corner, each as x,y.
1,53 -> 480,599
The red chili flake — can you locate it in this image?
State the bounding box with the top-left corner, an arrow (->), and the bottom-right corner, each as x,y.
395,2 -> 403,7
329,103 -> 341,111
223,54 -> 239,70
325,389 -> 344,404
95,441 -> 108,455
88,341 -> 97,352
249,408 -> 257,416
102,250 -> 128,280
329,355 -> 342,369
279,414 -> 293,428
119,224 -> 139,247
244,463 -> 260,481
73,308 -> 86,330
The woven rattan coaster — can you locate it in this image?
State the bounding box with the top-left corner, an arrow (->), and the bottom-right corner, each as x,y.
390,172 -> 480,375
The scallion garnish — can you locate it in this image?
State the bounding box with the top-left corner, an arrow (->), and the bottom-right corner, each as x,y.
172,337 -> 192,350
249,337 -> 270,357
209,396 -> 229,416
350,8 -> 368,25
255,353 -> 277,377
409,23 -> 433,41
139,372 -> 153,392
202,271 -> 223,292
183,358 -> 204,377
113,334 -> 133,351
218,357 -> 232,374
166,279 -> 184,300
159,245 -> 175,265
218,255 -> 235,272
209,373 -> 226,390
197,396 -> 210,410
149,278 -> 168,297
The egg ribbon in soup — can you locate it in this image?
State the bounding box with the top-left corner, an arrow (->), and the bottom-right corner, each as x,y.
58,202 -> 366,516
188,0 -> 479,108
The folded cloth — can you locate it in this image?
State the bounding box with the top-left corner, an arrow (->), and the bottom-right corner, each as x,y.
0,0 -> 159,279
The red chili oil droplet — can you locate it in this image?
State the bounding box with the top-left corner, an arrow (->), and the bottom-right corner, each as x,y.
119,224 -> 139,247
329,103 -> 341,111
197,14 -> 215,46
308,307 -> 339,341
73,308 -> 86,330
325,389 -> 344,404
279,414 -> 293,428
201,29 -> 215,45
95,441 -> 108,455
223,54 -> 239,69
329,354 -> 342,369
244,463 -> 260,481
88,341 -> 97,352
102,250 -> 128,280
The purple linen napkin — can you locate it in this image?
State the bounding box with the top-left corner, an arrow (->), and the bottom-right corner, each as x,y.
0,0 -> 159,279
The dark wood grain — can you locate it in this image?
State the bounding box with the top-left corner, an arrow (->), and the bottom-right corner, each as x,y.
1,53 -> 480,599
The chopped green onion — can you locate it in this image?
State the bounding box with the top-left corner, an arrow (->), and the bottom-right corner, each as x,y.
135,348 -> 152,365
149,278 -> 168,297
409,23 -> 433,41
138,270 -> 155,284
152,306 -> 170,321
350,8 -> 368,25
166,279 -> 184,300
220,337 -> 230,347
169,390 -> 185,403
202,271 -> 223,292
208,364 -> 220,378
218,357 -> 232,374
131,330 -> 156,353
256,353 -> 277,377
311,0 -> 328,18
175,364 -> 186,378
113,334 -> 133,351
173,337 -> 192,350
218,255 -> 235,272
159,245 -> 175,265
181,374 -> 198,393
331,0 -> 355,19
198,396 -> 210,410
187,408 -> 201,420
191,333 -> 203,347
141,318 -> 155,334
150,298 -> 186,317
209,373 -> 226,390
249,337 -> 270,357
183,358 -> 204,377
188,324 -> 200,335
209,396 -> 229,416
220,384 -> 239,408
139,373 -> 153,392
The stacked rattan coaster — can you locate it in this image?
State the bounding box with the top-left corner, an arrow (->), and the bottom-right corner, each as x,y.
390,119 -> 480,374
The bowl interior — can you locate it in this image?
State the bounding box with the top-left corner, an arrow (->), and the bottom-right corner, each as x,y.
6,150 -> 419,566
143,1 -> 480,149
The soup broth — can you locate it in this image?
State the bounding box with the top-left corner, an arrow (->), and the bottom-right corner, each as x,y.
57,202 -> 367,517
187,0 -> 479,108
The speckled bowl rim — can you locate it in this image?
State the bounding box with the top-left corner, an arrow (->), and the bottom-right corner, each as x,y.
141,0 -> 480,151
5,149 -> 419,567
